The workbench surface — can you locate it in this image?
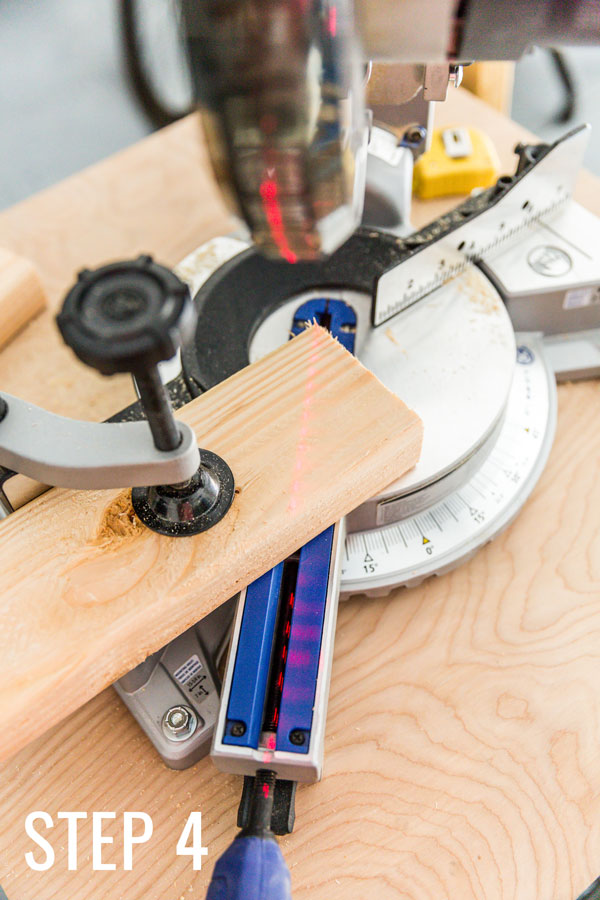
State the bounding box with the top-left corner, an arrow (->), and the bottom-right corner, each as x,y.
0,89 -> 599,900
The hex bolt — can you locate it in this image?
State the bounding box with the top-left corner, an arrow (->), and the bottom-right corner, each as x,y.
403,125 -> 427,148
162,705 -> 197,742
289,729 -> 306,746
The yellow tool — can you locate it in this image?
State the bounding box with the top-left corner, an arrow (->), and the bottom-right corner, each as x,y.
413,126 -> 500,199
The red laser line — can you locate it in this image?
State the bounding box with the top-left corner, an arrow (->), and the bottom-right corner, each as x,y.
259,179 -> 298,264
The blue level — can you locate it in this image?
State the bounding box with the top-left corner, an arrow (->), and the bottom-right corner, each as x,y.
222,299 -> 356,756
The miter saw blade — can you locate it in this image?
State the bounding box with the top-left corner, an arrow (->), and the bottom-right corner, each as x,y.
175,235 -> 557,598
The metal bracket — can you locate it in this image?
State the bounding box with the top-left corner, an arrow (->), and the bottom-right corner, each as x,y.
114,596 -> 237,770
0,392 -> 199,489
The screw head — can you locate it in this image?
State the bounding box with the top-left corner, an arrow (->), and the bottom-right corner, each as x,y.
162,705 -> 197,742
230,722 -> 246,737
0,397 -> 7,422
289,729 -> 306,746
403,125 -> 427,148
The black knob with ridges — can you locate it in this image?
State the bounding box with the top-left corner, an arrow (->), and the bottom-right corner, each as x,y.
57,256 -> 196,452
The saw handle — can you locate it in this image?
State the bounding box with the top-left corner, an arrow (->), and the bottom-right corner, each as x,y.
206,770 -> 292,900
206,835 -> 291,900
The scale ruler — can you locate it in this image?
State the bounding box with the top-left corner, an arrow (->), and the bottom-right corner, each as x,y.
340,334 -> 556,596
373,125 -> 590,326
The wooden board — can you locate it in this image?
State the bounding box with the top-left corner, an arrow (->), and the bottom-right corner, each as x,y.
0,89 -> 599,900
0,247 -> 46,349
462,62 -> 515,115
0,325 -> 422,763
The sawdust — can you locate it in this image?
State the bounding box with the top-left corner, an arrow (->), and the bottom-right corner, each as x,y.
95,491 -> 144,545
61,490 -> 158,608
469,288 -> 499,315
460,269 -> 500,315
385,328 -> 407,352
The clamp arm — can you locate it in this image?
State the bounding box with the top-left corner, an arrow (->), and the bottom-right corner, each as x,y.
0,392 -> 198,489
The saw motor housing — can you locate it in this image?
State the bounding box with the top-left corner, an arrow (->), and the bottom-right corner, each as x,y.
179,0 -> 600,262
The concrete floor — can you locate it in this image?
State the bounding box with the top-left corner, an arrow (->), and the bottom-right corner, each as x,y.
511,45 -> 600,175
0,0 -> 152,209
1,1 -> 600,210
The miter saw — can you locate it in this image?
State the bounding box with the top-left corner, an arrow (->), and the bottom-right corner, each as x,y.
179,0 -> 600,261
110,23 -> 600,883
113,130 -> 600,897
111,120 -> 600,778
2,1 -> 600,896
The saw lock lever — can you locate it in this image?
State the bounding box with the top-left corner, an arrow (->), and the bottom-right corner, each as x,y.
58,256 -> 234,535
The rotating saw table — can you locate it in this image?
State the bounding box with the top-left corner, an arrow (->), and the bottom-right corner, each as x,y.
0,89 -> 599,900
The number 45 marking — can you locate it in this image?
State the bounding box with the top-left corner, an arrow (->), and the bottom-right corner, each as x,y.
177,812 -> 208,870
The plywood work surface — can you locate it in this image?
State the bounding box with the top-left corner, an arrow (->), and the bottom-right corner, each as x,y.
0,89 -> 599,900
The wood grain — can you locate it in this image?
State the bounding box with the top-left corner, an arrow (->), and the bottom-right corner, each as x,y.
0,89 -> 599,900
0,247 -> 46,349
0,325 -> 422,763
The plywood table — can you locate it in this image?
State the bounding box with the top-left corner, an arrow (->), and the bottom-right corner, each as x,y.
0,88 -> 599,900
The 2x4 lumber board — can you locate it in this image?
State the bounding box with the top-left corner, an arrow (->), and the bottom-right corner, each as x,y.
0,247 -> 46,349
0,325 -> 422,762
461,62 -> 515,116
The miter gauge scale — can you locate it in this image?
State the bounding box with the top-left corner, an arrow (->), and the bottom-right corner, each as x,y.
250,285 -> 555,596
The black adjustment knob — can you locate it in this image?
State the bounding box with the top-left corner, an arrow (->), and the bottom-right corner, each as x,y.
57,256 -> 235,537
57,256 -> 196,452
57,255 -> 195,375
